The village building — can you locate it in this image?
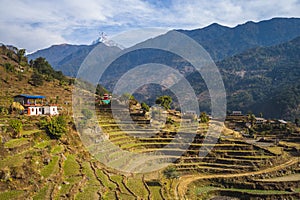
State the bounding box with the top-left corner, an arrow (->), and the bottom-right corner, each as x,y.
231,111 -> 243,116
255,117 -> 267,124
13,94 -> 59,116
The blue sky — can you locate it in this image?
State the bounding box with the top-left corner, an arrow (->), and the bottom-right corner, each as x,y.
0,0 -> 299,53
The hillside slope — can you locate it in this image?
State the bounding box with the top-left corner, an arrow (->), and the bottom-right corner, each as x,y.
185,36 -> 300,119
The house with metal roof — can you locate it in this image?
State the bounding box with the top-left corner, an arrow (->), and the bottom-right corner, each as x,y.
13,94 -> 58,116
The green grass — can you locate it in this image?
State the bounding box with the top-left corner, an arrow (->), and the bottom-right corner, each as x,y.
0,153 -> 26,168
102,191 -> 117,200
0,190 -> 24,199
110,175 -> 129,195
58,176 -> 82,197
34,140 -> 52,149
21,129 -> 41,136
126,177 -> 148,198
75,186 -> 99,200
63,155 -> 80,177
195,186 -> 292,195
82,162 -> 100,186
118,193 -> 135,200
96,169 -> 116,190
4,137 -> 29,148
40,156 -> 59,178
33,185 -> 49,200
148,186 -> 163,200
50,145 -> 63,154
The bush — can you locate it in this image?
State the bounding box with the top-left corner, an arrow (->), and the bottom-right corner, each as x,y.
141,102 -> 150,112
155,96 -> 172,110
40,116 -> 67,139
30,71 -> 44,86
9,119 -> 22,138
0,107 -> 9,115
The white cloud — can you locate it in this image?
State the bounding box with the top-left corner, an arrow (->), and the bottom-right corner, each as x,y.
0,0 -> 299,53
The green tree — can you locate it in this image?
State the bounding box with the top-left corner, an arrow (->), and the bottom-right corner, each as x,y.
40,116 -> 67,139
155,95 -> 172,110
30,71 -> 44,86
32,57 -> 65,81
141,102 -> 150,112
17,49 -> 26,64
200,112 -> 209,123
9,119 -> 23,138
163,166 -> 179,192
248,113 -> 256,127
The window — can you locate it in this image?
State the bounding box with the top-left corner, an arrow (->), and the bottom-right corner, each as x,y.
39,108 -> 41,112
32,108 -> 34,112
53,108 -> 56,111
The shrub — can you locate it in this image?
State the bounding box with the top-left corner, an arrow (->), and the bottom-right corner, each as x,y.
30,71 -> 44,86
141,102 -> 150,112
40,116 -> 67,139
155,95 -> 172,110
9,119 -> 22,138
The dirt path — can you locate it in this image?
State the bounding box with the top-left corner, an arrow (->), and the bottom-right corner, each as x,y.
174,157 -> 298,199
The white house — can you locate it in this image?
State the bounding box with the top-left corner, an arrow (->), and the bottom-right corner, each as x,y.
14,94 -> 59,116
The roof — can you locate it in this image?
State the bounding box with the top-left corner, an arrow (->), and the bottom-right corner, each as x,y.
255,117 -> 266,121
278,119 -> 287,124
14,94 -> 46,99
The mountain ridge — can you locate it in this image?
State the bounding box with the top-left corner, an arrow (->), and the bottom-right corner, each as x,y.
28,17 -> 300,77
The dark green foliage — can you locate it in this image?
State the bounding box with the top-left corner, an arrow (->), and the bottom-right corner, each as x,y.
187,36 -> 300,119
141,102 -> 150,112
9,119 -> 22,138
199,112 -> 209,123
30,71 -> 44,86
166,117 -> 174,124
155,96 -> 172,110
40,116 -> 67,139
163,166 -> 178,180
31,57 -> 66,82
17,49 -> 27,64
4,63 -> 14,72
0,107 -> 9,115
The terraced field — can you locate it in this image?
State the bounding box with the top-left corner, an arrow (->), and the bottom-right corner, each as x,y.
95,108 -> 300,199
96,108 -> 284,175
0,116 -> 154,200
1,108 -> 299,199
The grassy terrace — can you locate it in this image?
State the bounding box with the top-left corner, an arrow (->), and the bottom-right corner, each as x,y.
194,186 -> 293,195
4,137 -> 30,148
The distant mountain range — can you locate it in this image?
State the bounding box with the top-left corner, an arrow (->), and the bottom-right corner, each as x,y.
28,17 -> 300,77
179,17 -> 300,60
27,17 -> 300,119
